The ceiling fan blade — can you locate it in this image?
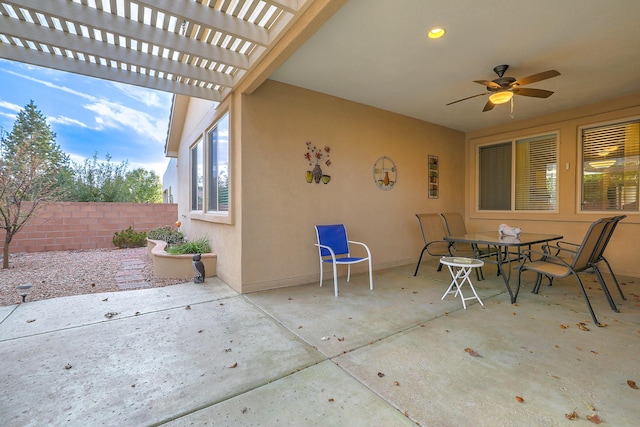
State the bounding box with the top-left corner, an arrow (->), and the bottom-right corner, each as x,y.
512,70 -> 560,87
474,79 -> 501,89
482,100 -> 495,112
513,87 -> 555,98
446,92 -> 487,106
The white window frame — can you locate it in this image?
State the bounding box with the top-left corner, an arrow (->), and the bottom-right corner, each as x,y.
207,112 -> 229,214
190,137 -> 204,212
477,132 -> 559,212
188,106 -> 232,224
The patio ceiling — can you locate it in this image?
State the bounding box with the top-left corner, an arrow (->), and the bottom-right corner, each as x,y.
0,0 -> 313,102
1,1 -> 639,133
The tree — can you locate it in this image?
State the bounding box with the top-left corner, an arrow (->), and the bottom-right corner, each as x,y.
125,168 -> 162,203
0,101 -> 69,269
63,153 -> 161,203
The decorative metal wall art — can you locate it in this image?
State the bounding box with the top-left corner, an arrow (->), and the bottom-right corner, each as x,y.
428,155 -> 438,198
373,156 -> 397,190
304,142 -> 331,184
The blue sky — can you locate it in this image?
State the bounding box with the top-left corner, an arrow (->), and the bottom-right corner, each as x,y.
0,59 -> 174,177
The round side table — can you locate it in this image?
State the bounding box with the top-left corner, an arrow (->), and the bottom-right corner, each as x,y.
439,256 -> 485,309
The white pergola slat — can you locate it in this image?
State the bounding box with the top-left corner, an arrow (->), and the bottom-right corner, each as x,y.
0,0 -> 311,101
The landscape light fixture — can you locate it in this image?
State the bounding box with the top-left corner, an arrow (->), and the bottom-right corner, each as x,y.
17,283 -> 33,302
489,91 -> 513,105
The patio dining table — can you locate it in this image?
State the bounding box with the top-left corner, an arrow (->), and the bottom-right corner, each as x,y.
444,232 -> 563,303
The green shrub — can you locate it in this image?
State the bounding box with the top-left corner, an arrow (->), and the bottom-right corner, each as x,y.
112,226 -> 147,248
166,236 -> 211,255
147,226 -> 184,244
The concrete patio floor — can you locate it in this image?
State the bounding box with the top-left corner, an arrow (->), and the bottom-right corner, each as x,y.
1,259 -> 639,426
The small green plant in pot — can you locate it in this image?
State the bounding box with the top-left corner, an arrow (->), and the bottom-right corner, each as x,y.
166,236 -> 211,255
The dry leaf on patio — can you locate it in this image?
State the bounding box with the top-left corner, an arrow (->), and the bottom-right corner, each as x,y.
560,324 -> 569,329
26,319 -> 35,323
577,322 -> 590,331
515,396 -> 524,403
64,364 -> 72,370
628,379 -> 638,389
185,305 -> 191,310
586,414 -> 602,424
464,347 -> 480,357
328,398 -> 335,402
229,362 -> 238,368
565,411 -> 579,420
393,381 -> 400,386
338,337 -> 345,342
377,372 -> 385,378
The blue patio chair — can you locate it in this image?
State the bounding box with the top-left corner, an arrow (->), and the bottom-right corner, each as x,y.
314,224 -> 373,297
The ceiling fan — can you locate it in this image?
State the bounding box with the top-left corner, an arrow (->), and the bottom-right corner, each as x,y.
447,64 -> 561,112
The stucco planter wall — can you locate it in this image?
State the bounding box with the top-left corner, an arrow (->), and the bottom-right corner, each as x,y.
147,239 -> 217,279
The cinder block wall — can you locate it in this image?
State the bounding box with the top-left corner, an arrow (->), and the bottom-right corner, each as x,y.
10,202 -> 178,253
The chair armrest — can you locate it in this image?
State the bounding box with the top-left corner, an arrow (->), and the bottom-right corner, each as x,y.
314,243 -> 337,261
542,241 -> 578,256
520,249 -> 572,269
348,240 -> 372,259
424,240 -> 452,256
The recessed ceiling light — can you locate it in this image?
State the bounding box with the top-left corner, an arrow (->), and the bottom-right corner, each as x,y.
428,28 -> 445,39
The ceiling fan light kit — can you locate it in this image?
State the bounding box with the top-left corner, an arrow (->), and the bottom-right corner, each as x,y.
447,64 -> 560,112
488,91 -> 513,105
428,28 -> 445,39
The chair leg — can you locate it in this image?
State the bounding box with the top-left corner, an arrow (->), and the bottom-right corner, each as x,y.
592,265 -> 619,312
532,273 -> 543,294
414,247 -> 428,276
600,257 -> 626,300
573,272 -> 601,326
319,260 -> 324,287
332,263 -> 339,297
347,264 -> 351,282
368,258 -> 373,291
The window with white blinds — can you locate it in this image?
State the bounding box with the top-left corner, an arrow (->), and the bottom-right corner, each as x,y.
581,119 -> 639,211
478,133 -> 557,211
515,134 -> 557,210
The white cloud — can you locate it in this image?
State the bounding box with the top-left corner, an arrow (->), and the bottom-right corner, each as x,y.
129,159 -> 171,178
110,82 -> 169,108
3,69 -> 99,103
0,100 -> 22,112
48,115 -> 89,127
84,101 -> 168,143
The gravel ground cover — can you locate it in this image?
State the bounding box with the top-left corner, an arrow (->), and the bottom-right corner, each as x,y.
0,247 -> 185,306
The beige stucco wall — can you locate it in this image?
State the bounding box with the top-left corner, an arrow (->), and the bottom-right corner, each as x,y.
238,80 -> 465,292
465,93 -> 640,277
172,96 -> 244,291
